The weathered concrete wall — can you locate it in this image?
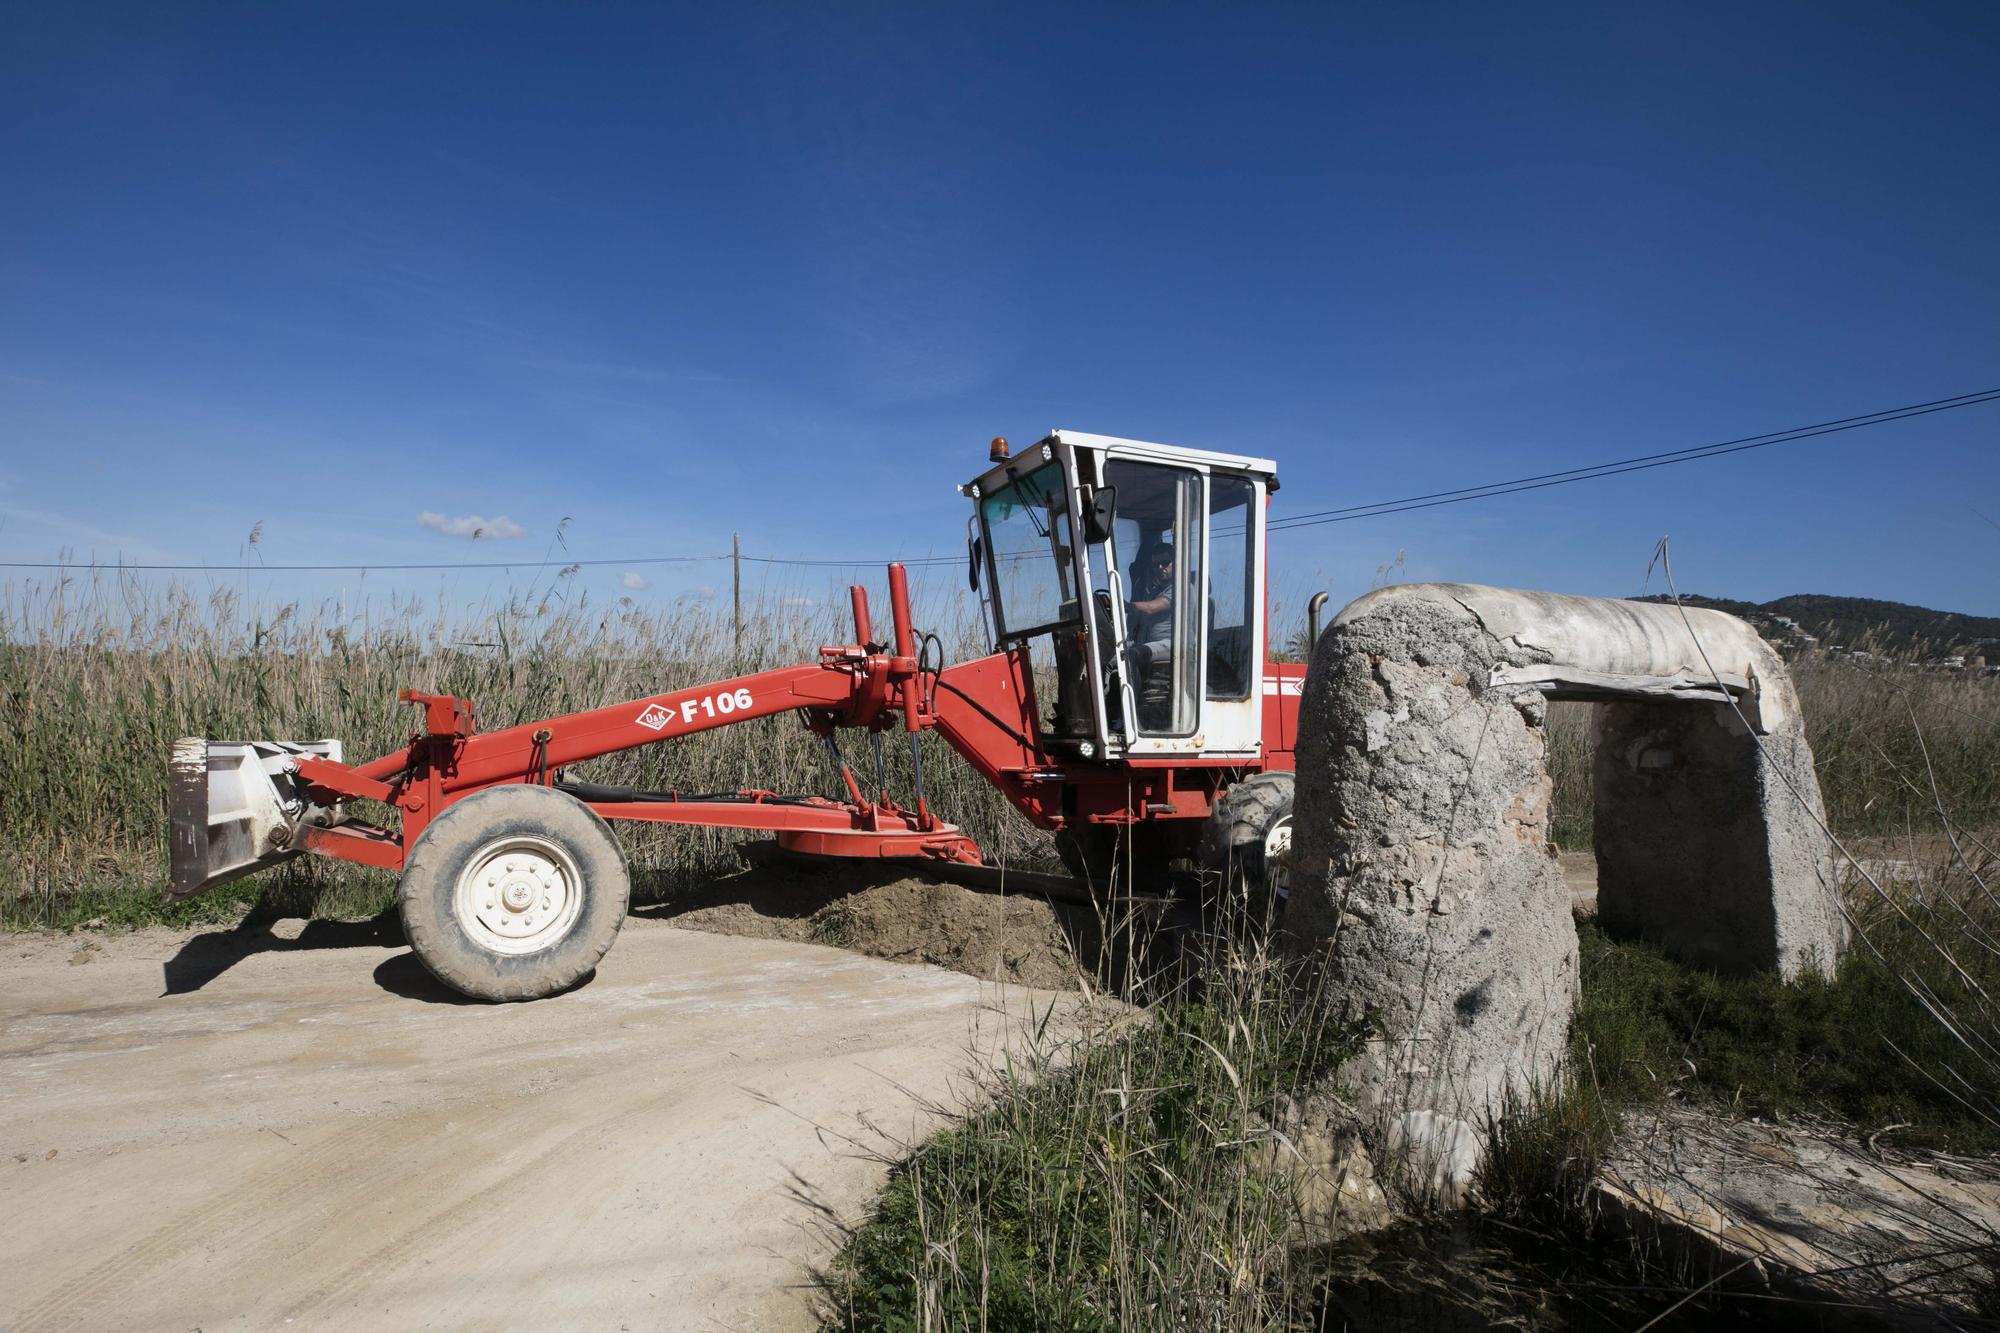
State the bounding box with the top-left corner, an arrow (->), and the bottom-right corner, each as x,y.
1287,583 -> 1844,1189
1287,588 -> 1577,1185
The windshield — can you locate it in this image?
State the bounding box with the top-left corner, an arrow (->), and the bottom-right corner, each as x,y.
979,460 -> 1078,638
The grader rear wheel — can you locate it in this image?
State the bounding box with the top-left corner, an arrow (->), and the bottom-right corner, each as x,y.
398,785 -> 630,1001
1199,771 -> 1295,924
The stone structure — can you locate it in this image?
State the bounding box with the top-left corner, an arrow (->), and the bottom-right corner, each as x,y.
1593,699 -> 1838,979
1286,583 -> 1843,1189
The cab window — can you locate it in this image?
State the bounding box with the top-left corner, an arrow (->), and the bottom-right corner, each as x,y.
1206,475 -> 1255,700
978,461 -> 1077,638
1103,459 -> 1201,735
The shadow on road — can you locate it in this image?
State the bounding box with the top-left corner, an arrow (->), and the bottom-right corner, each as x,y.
370,952 -> 599,1004
161,913 -> 402,995
370,951 -> 482,1004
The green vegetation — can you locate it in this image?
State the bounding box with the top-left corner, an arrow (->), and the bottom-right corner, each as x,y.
1576,898 -> 2000,1152
821,879 -> 1998,1331
1474,1070 -> 1619,1236
824,929 -> 1368,1332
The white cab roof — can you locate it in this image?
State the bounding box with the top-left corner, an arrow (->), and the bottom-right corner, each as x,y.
1048,430 -> 1277,476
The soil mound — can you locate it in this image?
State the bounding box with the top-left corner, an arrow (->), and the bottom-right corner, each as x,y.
638,846 -> 1111,991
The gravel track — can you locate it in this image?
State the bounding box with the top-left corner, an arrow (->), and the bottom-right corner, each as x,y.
1,916 -> 1079,1332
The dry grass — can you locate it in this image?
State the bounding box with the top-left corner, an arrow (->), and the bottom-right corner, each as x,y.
0,569 -> 1035,927
9,571 -> 1994,922
1545,653 -> 2000,849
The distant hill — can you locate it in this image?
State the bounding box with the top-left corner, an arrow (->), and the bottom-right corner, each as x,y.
1630,593 -> 2000,656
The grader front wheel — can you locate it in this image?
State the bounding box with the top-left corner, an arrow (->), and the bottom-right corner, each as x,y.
398,786 -> 631,1001
1199,771 -> 1295,923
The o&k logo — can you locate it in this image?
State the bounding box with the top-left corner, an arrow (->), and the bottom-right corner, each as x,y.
635,703 -> 672,731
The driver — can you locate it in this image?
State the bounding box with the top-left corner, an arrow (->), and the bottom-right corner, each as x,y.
1130,543 -> 1174,653
1128,542 -> 1175,726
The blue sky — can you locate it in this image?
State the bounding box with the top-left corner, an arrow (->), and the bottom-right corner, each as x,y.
3,2 -> 1996,630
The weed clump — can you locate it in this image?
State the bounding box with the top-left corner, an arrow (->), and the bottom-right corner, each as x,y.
1575,903 -> 2000,1152
1476,1072 -> 1620,1236
823,934 -> 1367,1332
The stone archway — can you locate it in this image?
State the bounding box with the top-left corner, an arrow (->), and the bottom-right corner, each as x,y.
1285,583 -> 1843,1181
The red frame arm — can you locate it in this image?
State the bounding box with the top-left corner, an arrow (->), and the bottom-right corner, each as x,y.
441,661 -> 864,793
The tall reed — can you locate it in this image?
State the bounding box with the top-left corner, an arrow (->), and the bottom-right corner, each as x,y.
0,569 -> 1030,926
5,570 -> 1995,922
1545,652 -> 2000,849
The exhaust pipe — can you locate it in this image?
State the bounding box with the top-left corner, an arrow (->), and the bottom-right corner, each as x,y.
167,738 -> 349,901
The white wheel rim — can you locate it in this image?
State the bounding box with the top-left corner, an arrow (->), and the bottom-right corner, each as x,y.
453,835 -> 585,955
1264,817 -> 1293,906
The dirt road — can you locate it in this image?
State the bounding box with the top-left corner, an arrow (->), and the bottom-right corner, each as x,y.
1,917 -> 1079,1332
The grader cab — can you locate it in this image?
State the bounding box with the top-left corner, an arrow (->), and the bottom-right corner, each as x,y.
170,431 -> 1315,999
965,431 -> 1278,760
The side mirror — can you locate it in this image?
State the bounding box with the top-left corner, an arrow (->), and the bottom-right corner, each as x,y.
967,534 -> 983,592
1083,484 -> 1117,544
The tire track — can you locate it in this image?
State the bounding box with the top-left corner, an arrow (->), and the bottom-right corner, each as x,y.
271,1083 -> 665,1323
14,1120 -> 398,1331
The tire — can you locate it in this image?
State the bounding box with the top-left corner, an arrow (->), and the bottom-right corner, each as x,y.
1054,824 -> 1174,892
1199,771 -> 1295,919
398,785 -> 630,1001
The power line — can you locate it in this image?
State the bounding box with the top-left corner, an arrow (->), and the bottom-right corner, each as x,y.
1,387 -> 1993,573
0,549 -> 965,574
1271,388 -> 2000,527
0,553 -> 735,573
1267,388 -> 1999,532
737,554 -> 962,568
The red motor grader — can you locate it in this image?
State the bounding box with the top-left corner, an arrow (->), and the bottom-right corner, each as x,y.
170,431 -> 1322,999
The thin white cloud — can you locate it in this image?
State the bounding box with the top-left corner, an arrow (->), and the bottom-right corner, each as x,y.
418,511 -> 526,541
0,500 -> 161,560
620,571 -> 649,590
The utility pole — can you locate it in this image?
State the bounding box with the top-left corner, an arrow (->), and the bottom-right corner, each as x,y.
732,532 -> 742,661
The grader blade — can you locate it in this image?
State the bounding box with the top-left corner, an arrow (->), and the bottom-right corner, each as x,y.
167,738 -> 349,901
